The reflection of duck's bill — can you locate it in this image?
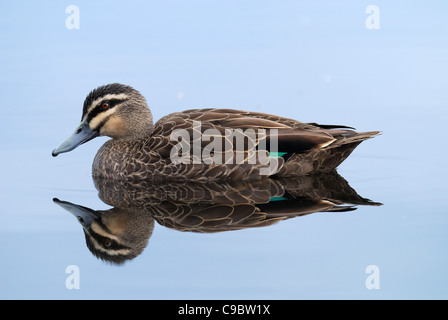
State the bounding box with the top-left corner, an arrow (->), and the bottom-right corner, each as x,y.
53,198 -> 100,231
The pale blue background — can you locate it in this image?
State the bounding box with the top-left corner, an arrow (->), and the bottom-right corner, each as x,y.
0,0 -> 447,299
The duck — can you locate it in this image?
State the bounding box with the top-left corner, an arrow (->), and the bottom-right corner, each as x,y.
52,83 -> 380,181
54,173 -> 381,264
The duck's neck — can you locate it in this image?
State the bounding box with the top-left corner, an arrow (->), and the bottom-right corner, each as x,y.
125,121 -> 154,140
121,110 -> 154,140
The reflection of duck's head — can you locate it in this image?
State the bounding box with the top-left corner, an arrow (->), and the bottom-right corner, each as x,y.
52,83 -> 153,156
53,198 -> 154,265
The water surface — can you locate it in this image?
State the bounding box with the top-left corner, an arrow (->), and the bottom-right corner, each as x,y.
1,1 -> 447,299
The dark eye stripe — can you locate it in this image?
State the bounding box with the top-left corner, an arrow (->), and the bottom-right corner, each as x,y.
86,98 -> 126,123
89,233 -> 127,250
87,221 -> 131,251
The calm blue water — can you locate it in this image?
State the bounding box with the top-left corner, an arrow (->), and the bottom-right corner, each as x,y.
1,1 -> 447,299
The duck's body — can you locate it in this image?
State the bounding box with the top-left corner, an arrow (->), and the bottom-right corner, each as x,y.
52,84 -> 379,181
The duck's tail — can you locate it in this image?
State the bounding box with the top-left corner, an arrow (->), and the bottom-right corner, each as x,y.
325,130 -> 381,150
275,129 -> 381,176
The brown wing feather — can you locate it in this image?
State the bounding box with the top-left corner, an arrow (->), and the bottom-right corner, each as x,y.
154,108 -> 337,155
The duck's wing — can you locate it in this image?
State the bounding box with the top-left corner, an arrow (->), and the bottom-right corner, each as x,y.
142,108 -> 380,178
157,108 -> 322,131
153,108 -> 338,154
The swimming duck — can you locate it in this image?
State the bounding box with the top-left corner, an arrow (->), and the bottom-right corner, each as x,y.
52,83 -> 379,181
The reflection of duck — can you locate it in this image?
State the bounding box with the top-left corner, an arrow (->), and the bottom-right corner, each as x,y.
52,83 -> 380,180
54,172 -> 381,264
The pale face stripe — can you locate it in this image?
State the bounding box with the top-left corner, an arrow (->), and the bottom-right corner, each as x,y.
88,108 -> 117,131
89,222 -> 132,256
83,93 -> 129,120
91,221 -> 120,241
89,236 -> 132,256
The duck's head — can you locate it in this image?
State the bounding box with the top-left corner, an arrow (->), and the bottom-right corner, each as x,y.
52,83 -> 153,157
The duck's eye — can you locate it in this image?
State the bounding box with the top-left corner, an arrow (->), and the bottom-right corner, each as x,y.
103,239 -> 112,247
101,102 -> 110,110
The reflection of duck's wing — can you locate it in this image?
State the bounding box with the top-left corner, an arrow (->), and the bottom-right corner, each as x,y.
94,177 -> 286,207
152,198 -> 350,233
276,171 -> 382,206
94,171 -> 381,208
92,171 -> 381,233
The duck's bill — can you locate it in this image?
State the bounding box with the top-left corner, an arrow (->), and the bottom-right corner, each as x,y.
53,198 -> 100,231
52,119 -> 99,157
